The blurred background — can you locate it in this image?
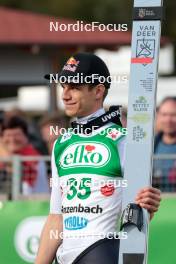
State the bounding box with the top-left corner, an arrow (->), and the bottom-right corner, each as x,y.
0,0 -> 176,263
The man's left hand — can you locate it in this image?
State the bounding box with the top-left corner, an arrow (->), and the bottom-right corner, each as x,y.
135,187 -> 161,220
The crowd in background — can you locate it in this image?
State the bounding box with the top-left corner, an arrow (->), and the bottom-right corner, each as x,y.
0,109 -> 69,197
0,96 -> 176,198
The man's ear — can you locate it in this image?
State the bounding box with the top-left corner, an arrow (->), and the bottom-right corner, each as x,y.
95,84 -> 105,100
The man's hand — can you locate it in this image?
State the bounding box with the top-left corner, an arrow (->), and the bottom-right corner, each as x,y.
135,187 -> 161,220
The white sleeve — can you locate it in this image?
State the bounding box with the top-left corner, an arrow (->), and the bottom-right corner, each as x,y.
50,141 -> 62,214
117,137 -> 126,175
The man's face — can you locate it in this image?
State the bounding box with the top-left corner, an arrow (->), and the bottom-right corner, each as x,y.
2,128 -> 28,153
158,100 -> 176,135
62,84 -> 100,117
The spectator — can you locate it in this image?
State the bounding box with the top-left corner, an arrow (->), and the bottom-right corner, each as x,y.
168,163 -> 176,191
0,111 -> 8,157
1,116 -> 49,195
155,106 -> 162,134
0,112 -> 10,195
153,97 -> 176,191
39,112 -> 69,154
5,108 -> 47,154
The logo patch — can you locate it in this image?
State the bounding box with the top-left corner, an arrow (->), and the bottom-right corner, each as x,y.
60,132 -> 72,143
106,128 -> 122,140
101,109 -> 121,123
64,216 -> 88,230
63,57 -> 80,72
138,8 -> 146,19
132,39 -> 155,66
60,142 -> 110,169
67,57 -> 79,66
101,184 -> 115,196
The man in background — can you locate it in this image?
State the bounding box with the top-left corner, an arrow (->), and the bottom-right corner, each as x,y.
39,113 -> 69,155
153,97 -> 176,191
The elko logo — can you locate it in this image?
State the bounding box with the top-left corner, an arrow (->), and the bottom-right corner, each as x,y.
14,217 -> 46,263
60,142 -> 111,168
64,216 -> 88,230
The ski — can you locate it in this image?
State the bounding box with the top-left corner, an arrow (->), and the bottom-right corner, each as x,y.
119,0 -> 163,263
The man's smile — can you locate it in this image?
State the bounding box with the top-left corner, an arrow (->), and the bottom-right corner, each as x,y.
64,102 -> 77,107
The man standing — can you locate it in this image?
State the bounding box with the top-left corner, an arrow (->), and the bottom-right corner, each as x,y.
153,97 -> 176,191
36,53 -> 161,264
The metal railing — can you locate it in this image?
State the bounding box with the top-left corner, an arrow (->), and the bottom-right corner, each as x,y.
153,154 -> 176,192
0,154 -> 176,200
0,155 -> 51,200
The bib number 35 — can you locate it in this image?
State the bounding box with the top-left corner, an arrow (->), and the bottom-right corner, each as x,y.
67,178 -> 91,200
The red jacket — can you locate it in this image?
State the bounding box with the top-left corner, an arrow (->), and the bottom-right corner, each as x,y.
16,144 -> 41,187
